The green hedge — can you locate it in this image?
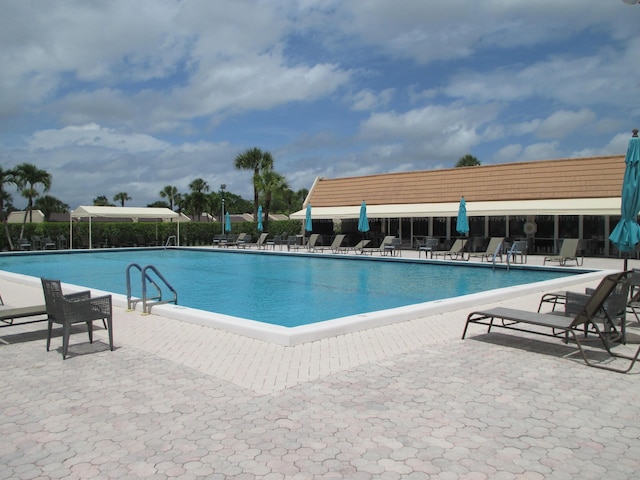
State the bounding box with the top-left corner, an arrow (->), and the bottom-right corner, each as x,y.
1,220 -> 304,250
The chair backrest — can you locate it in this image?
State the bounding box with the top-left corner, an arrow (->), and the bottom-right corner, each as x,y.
331,234 -> 345,247
256,233 -> 268,246
308,233 -> 320,246
379,236 -> 395,248
41,278 -> 65,322
450,239 -> 466,252
485,237 -> 504,254
558,238 -> 579,256
570,272 -> 628,328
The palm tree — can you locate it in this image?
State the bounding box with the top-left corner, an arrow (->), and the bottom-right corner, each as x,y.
188,178 -> 209,221
159,185 -> 179,210
93,195 -> 114,206
0,166 -> 17,250
234,147 -> 274,219
256,168 -> 288,230
12,163 -> 52,239
113,192 -> 131,207
34,195 -> 70,221
455,154 -> 481,167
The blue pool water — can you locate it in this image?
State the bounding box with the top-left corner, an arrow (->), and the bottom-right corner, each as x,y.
0,249 -> 581,327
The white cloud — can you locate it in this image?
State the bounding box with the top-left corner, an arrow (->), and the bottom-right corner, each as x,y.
349,89 -> 395,112
493,144 -> 523,163
520,142 -> 560,161
27,124 -> 169,153
535,109 -> 596,140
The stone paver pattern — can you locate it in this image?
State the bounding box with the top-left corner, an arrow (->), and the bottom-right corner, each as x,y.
1,252 -> 640,479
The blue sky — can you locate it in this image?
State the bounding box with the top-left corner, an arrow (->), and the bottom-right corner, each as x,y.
1,0 -> 639,209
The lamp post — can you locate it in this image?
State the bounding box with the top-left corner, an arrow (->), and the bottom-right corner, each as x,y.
220,184 -> 226,234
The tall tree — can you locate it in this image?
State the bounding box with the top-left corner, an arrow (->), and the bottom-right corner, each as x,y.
234,147 -> 274,219
256,168 -> 288,230
12,163 -> 52,239
113,192 -> 131,207
34,195 -> 69,221
0,166 -> 17,250
455,154 -> 481,167
159,185 -> 179,210
93,195 -> 114,206
188,178 -> 209,221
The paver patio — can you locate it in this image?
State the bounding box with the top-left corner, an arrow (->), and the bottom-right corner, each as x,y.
1,253 -> 639,479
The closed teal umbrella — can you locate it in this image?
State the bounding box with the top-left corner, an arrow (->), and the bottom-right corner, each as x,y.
609,129 -> 640,269
257,205 -> 263,232
225,212 -> 231,233
305,203 -> 313,232
358,200 -> 369,234
456,197 -> 469,236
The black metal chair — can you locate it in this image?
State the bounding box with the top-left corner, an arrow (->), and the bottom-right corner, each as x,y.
41,278 -> 113,359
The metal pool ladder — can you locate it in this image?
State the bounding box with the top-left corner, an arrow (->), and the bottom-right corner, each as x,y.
126,263 -> 178,314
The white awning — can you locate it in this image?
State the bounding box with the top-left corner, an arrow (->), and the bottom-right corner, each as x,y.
290,198 -> 622,220
71,206 -> 179,219
70,206 -> 181,249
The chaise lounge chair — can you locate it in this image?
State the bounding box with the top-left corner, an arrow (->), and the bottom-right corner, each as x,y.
0,304 -> 48,328
307,233 -> 321,252
544,238 -> 583,266
468,237 -> 504,262
235,232 -> 250,248
462,272 -> 640,373
350,239 -> 371,254
255,232 -> 269,249
373,236 -> 396,255
433,239 -> 468,261
326,234 -> 347,253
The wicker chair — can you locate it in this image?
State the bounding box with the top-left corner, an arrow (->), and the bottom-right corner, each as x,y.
41,278 -> 113,359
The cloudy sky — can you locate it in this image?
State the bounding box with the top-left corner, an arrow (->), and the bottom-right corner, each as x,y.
1,0 -> 639,210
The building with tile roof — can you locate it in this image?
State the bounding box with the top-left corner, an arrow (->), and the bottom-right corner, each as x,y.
290,155 -> 627,256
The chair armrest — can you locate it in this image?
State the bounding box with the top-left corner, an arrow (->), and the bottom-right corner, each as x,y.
64,291 -> 91,301
565,291 -> 590,315
62,295 -> 112,319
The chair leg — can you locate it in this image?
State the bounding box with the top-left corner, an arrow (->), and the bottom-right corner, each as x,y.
106,315 -> 114,351
62,323 -> 71,359
46,320 -> 53,351
87,321 -> 93,344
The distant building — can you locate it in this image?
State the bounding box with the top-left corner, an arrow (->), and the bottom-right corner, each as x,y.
290,155 -> 626,256
7,210 -> 45,223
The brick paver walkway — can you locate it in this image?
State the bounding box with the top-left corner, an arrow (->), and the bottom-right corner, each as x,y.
1,253 -> 639,479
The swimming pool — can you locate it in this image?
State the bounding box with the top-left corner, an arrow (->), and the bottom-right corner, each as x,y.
1,248 -> 585,328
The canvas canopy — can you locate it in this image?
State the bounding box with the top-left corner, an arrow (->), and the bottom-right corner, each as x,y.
289,198 -> 622,220
71,206 -> 179,220
70,206 -> 181,248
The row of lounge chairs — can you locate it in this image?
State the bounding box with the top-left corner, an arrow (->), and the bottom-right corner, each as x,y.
417,237 -> 584,265
17,235 -> 63,251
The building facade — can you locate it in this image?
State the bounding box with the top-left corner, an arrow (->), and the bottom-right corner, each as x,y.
291,155 -> 626,256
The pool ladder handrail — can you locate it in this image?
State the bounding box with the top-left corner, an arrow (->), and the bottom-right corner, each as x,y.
126,263 -> 178,314
165,235 -> 177,248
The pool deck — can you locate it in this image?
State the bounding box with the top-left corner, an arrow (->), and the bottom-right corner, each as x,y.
1,251 -> 640,479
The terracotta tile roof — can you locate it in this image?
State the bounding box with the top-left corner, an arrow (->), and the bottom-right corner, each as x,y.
307,155 -> 625,207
